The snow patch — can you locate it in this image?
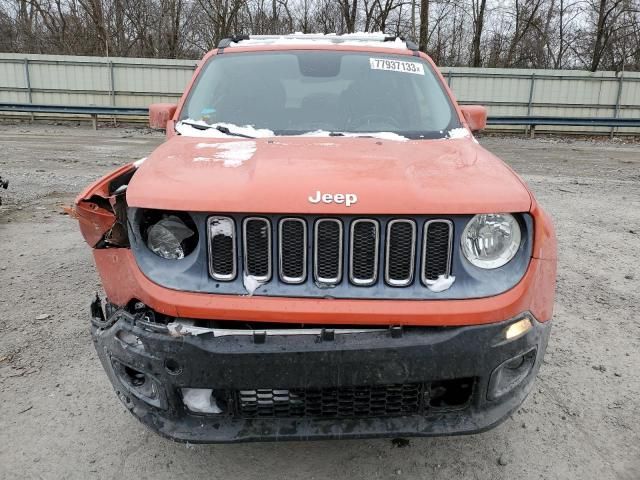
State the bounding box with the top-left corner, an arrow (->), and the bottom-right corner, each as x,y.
195,140 -> 257,167
446,128 -> 472,139
182,388 -> 222,414
176,119 -> 275,138
425,275 -> 456,292
243,274 -> 264,296
301,130 -> 409,142
209,219 -> 233,237
133,157 -> 147,168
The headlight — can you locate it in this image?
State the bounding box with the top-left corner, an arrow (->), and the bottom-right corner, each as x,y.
143,212 -> 197,259
461,214 -> 521,269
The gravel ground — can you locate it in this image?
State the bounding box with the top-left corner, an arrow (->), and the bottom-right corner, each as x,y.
0,123 -> 638,480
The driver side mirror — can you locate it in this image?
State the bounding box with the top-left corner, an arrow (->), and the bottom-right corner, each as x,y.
149,103 -> 177,130
460,105 -> 487,132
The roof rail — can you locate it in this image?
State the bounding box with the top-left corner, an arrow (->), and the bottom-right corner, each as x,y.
217,33 -> 419,51
217,35 -> 250,48
383,35 -> 419,51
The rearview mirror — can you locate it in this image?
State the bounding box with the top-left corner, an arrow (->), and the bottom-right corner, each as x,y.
460,105 -> 487,132
149,103 -> 177,130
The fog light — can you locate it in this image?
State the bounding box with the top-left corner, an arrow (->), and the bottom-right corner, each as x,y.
182,388 -> 222,414
111,359 -> 163,408
488,348 -> 537,400
504,317 -> 532,341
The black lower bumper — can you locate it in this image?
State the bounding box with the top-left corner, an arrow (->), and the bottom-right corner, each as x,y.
90,306 -> 551,443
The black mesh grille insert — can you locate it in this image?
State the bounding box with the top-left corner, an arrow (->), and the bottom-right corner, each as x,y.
351,221 -> 378,284
280,219 -> 306,282
244,218 -> 271,279
236,383 -> 423,418
386,221 -> 415,284
423,221 -> 452,281
315,220 -> 342,282
209,217 -> 235,279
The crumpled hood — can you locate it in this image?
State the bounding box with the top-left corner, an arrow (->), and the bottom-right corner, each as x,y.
127,136 -> 531,214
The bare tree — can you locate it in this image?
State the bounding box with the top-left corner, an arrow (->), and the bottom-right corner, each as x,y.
470,0 -> 487,66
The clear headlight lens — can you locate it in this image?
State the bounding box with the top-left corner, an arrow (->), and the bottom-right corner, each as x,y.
461,213 -> 521,269
145,214 -> 196,259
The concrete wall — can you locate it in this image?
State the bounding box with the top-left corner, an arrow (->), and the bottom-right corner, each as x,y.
1,53 -> 639,134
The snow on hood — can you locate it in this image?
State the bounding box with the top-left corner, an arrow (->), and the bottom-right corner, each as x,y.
177,120 -> 413,143
195,141 -> 257,167
176,120 -> 275,138
301,130 -> 409,142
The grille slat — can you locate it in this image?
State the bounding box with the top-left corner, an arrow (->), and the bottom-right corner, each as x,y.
279,219 -> 307,283
385,220 -> 417,286
422,220 -> 453,283
314,219 -> 343,284
207,217 -> 237,281
350,220 -> 379,285
243,218 -> 272,281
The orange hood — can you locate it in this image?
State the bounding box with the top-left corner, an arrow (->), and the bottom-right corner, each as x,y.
126,135 -> 531,214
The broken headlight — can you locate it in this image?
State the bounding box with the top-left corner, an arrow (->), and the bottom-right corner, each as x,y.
142,211 -> 198,259
461,213 -> 521,269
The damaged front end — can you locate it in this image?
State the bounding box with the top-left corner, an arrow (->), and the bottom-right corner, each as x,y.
89,298 -> 550,443
72,163 -> 138,249
74,159 -> 553,443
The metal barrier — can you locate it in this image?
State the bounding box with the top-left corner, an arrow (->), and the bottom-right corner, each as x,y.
487,115 -> 640,138
1,102 -> 639,135
0,102 -> 148,129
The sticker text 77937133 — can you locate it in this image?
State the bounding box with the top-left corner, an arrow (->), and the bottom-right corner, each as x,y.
369,58 -> 425,75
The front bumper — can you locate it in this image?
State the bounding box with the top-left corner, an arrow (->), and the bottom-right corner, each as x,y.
91,304 -> 551,443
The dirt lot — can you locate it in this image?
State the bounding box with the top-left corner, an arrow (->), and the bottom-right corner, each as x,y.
0,123 -> 638,480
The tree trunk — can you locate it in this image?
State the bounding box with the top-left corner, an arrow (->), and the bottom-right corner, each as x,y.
471,0 -> 487,67
418,0 -> 428,52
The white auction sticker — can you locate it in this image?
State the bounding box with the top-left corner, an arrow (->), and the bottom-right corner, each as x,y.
369,58 -> 425,75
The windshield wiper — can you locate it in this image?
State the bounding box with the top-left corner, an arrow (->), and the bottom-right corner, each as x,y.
178,121 -> 255,139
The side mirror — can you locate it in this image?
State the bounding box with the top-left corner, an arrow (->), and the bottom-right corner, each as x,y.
149,103 -> 177,130
460,105 -> 487,132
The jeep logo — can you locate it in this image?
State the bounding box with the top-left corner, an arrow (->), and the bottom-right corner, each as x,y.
308,191 -> 358,207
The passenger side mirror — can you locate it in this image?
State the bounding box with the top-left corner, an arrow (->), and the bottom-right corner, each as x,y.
460,105 -> 487,132
149,103 -> 177,130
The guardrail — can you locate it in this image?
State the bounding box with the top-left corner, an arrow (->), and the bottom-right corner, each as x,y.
1,102 -> 639,136
486,115 -> 640,137
0,102 -> 148,129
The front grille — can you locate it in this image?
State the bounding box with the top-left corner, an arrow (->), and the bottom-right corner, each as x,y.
237,383 -> 423,418
233,379 -> 474,419
206,215 -> 455,292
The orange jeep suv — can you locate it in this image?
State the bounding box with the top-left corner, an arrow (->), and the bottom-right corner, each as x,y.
74,34 -> 557,443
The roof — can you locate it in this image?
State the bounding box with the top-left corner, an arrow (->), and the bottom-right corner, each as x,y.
218,33 -> 419,51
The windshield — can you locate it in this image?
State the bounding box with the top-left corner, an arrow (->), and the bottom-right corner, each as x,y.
179,50 -> 460,139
